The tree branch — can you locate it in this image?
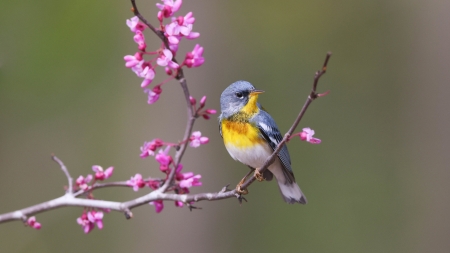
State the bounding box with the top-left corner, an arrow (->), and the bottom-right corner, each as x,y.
130,0 -> 194,192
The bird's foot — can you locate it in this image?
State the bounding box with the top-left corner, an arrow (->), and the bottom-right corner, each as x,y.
235,183 -> 248,195
254,169 -> 264,182
234,182 -> 248,204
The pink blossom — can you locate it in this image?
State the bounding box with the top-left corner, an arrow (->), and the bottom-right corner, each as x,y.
169,43 -> 179,52
156,49 -> 179,69
149,200 -> 164,213
92,165 -> 114,181
27,216 -> 42,230
140,139 -> 164,158
76,174 -> 93,190
175,201 -> 184,207
155,146 -> 172,172
140,66 -> 155,88
77,213 -> 94,234
178,12 -> 196,36
174,164 -> 202,189
167,13 -> 195,37
133,31 -> 147,51
156,0 -> 182,19
87,211 -> 104,230
300,127 -> 321,144
189,131 -> 209,148
179,172 -> 202,188
126,16 -> 146,33
184,44 -> 204,68
165,30 -> 180,45
186,31 -> 200,40
127,174 -> 146,191
165,12 -> 198,45
144,88 -> 160,104
130,60 -> 144,77
124,53 -> 143,68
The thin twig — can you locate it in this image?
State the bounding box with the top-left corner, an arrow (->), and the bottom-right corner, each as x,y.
52,154 -> 73,195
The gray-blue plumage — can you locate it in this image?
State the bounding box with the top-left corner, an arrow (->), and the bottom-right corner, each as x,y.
253,109 -> 296,185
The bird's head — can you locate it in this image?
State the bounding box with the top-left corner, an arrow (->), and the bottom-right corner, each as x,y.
220,81 -> 264,118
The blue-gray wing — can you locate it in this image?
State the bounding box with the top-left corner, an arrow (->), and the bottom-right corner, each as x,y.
254,110 -> 295,183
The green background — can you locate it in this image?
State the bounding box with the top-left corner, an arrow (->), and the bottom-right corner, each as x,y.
1,0 -> 449,252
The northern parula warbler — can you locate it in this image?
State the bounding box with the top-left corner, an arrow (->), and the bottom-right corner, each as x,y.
219,81 -> 307,204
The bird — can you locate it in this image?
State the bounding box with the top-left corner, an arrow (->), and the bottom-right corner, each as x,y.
219,80 -> 307,204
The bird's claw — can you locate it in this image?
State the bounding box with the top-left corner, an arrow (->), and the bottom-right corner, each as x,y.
254,169 -> 264,182
235,194 -> 247,204
235,184 -> 248,195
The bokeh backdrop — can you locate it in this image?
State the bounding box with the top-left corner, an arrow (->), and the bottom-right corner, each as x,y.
1,0 -> 450,252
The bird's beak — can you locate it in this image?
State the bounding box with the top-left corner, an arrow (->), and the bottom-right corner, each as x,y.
250,89 -> 265,96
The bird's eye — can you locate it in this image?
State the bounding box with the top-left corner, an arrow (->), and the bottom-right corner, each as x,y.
235,92 -> 243,99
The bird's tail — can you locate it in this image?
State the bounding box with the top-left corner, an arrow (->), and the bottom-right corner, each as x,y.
269,160 -> 307,204
277,180 -> 307,204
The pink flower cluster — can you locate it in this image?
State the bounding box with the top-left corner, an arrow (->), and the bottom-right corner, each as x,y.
77,211 -> 104,234
149,163 -> 202,213
75,165 -> 114,191
129,142 -> 203,213
140,138 -> 164,158
124,0 -> 205,104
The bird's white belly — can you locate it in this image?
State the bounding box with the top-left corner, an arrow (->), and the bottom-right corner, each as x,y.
225,142 -> 272,169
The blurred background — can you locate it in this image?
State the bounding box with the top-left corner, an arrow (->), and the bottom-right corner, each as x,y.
1,0 -> 449,252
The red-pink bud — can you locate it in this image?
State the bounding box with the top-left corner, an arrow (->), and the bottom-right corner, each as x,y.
134,52 -> 143,61
205,109 -> 217,114
138,42 -> 147,51
300,132 -> 307,141
190,96 -> 196,106
162,6 -> 171,18
202,114 -> 210,120
177,16 -> 184,25
153,85 -> 162,94
165,67 -> 173,75
199,96 -> 206,107
184,59 -> 193,68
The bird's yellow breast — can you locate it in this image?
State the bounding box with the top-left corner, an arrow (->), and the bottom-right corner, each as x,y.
221,119 -> 264,148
